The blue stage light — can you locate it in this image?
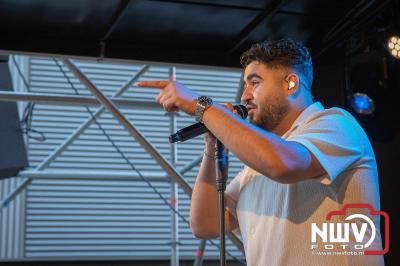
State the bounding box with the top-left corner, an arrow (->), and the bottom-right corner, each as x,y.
351,93 -> 375,115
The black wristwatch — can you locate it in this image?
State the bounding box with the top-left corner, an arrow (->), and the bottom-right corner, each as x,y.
195,96 -> 213,123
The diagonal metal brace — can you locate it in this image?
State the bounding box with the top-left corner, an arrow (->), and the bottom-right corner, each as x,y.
64,59 -> 193,195
64,59 -> 244,252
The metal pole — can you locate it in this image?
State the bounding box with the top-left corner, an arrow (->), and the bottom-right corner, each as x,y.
169,67 -> 179,266
178,154 -> 202,175
17,170 -> 166,180
17,155 -> 202,181
0,91 -> 160,109
0,65 -> 149,208
63,59 -> 193,195
216,140 -> 228,266
193,240 -> 207,266
235,71 -> 244,103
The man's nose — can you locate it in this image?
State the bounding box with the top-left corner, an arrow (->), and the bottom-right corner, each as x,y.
241,86 -> 253,103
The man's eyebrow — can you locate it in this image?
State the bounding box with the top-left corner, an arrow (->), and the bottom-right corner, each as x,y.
245,73 -> 263,81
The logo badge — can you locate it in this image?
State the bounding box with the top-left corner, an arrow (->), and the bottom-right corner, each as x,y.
311,203 -> 389,255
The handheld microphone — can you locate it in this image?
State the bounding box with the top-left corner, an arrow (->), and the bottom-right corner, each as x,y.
169,105 -> 248,143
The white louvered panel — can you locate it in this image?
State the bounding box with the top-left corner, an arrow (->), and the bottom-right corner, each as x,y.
8,55 -> 30,119
0,177 -> 26,260
24,57 -> 245,260
26,178 -> 171,259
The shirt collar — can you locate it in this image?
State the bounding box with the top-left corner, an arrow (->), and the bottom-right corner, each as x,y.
282,101 -> 325,138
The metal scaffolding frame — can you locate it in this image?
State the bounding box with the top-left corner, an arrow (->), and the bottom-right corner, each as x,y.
0,57 -> 244,262
0,91 -> 161,109
168,66 -> 180,266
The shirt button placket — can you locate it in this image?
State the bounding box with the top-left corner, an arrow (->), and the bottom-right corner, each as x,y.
249,227 -> 255,235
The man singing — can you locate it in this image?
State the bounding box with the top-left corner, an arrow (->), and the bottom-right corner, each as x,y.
138,39 -> 383,266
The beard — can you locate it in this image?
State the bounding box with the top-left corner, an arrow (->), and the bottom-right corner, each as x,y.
249,94 -> 290,132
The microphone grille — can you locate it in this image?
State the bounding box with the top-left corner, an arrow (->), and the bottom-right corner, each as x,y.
233,104 -> 248,119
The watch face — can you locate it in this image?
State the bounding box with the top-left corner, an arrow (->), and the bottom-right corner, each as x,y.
199,96 -> 212,105
195,96 -> 213,122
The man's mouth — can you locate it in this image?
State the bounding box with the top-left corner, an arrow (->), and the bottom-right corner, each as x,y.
246,104 -> 257,112
246,105 -> 257,119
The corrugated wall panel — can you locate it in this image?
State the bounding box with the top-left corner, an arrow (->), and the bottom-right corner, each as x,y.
22,57 -> 245,261
0,175 -> 26,260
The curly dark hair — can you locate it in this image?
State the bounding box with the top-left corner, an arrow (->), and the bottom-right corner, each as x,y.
240,38 -> 313,90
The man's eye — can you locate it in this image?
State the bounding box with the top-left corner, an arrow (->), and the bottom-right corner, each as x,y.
251,80 -> 260,86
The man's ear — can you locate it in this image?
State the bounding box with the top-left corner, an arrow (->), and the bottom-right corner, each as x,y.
285,73 -> 299,95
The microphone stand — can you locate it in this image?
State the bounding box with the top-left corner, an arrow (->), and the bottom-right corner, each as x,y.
216,140 -> 228,266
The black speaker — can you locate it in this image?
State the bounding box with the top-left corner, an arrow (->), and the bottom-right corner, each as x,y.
0,55 -> 29,179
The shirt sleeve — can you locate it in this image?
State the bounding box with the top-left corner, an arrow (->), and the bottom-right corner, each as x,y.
286,112 -> 364,184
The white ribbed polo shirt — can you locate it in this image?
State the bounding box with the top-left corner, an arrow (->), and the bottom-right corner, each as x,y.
226,102 -> 384,266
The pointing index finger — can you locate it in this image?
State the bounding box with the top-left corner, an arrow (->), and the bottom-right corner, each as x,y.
135,80 -> 170,89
